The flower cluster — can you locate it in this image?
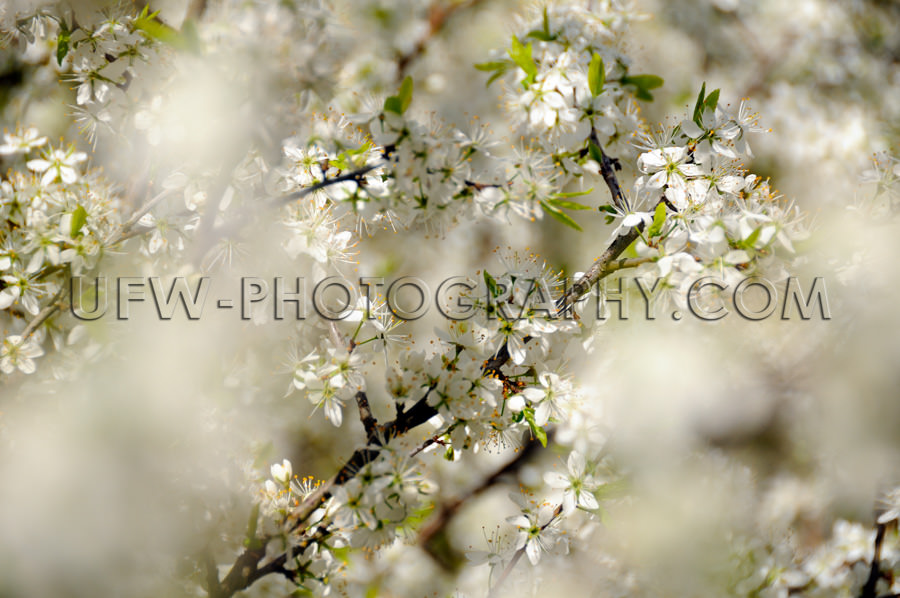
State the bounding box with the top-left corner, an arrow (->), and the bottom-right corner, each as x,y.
0,127 -> 121,375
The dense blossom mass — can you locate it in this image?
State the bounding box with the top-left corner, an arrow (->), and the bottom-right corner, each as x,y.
1,1 -> 899,597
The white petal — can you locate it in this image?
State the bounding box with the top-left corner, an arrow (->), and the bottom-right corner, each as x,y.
680,119 -> 704,138
525,539 -> 541,565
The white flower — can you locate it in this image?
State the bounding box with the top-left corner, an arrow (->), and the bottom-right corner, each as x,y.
0,334 -> 44,375
0,127 -> 47,155
513,372 -> 573,426
543,451 -> 599,514
26,146 -> 88,186
877,487 -> 900,525
271,459 -> 293,486
507,502 -> 565,566
637,147 -> 705,211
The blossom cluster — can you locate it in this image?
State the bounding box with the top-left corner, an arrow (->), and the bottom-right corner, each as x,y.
0,126 -> 121,375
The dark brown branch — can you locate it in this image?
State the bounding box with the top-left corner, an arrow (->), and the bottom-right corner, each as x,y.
862,523 -> 888,598
588,128 -> 628,212
281,163 -> 383,203
354,391 -> 379,444
557,224 -> 644,315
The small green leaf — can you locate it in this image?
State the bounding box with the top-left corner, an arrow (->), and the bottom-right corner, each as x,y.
474,60 -> 510,72
483,270 -> 499,297
588,53 -> 605,97
622,74 -> 664,101
397,75 -> 413,113
588,140 -> 604,164
703,87 -> 720,114
475,60 -> 511,86
70,205 -> 87,238
523,409 -> 548,447
553,187 -> 593,199
693,82 -> 707,125
741,225 -> 762,249
383,96 -> 403,114
597,204 -> 617,214
647,202 -> 667,238
541,201 -> 583,231
56,29 -> 70,66
525,30 -> 554,41
508,36 -> 537,87
526,7 -> 554,40
548,198 -> 592,210
383,76 -> 414,114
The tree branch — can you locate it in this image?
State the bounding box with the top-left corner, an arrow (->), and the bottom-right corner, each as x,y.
396,0 -> 488,80
281,162 -> 383,203
418,432 -> 546,562
210,145 -> 635,598
862,522 -> 887,598
354,391 -> 379,445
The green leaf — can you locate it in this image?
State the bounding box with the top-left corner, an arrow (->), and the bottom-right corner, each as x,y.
384,76 -> 414,114
692,83 -> 721,124
508,36 -> 537,87
622,74 -> 664,101
740,225 -> 762,249
383,96 -> 403,114
541,201 -> 583,231
692,82 -> 707,125
588,140 -> 604,164
474,60 -> 511,86
588,53 -> 605,97
134,16 -> 174,43
474,60 -> 510,72
483,269 -> 499,297
56,28 -> 70,66
525,30 -> 554,42
547,197 -> 592,210
526,7 -> 554,41
70,205 -> 87,238
397,75 -> 413,113
553,187 -> 593,199
703,87 -> 720,114
597,204 -> 617,214
523,409 -> 548,447
647,202 -> 667,238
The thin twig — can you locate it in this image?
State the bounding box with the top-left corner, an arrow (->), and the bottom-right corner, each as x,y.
418,433 -> 545,559
21,284 -> 67,340
396,0 -> 488,80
